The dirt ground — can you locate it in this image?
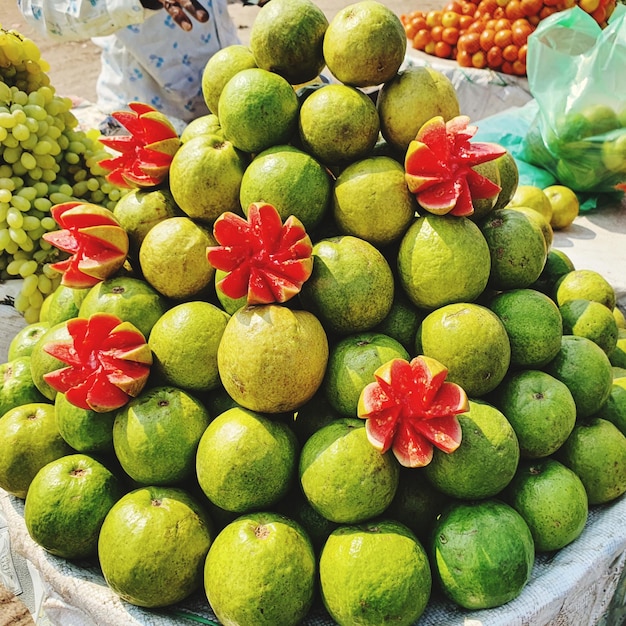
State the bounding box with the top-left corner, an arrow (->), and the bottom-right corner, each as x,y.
2,0 -> 433,105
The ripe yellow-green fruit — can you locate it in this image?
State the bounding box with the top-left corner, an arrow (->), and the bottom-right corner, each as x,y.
300,235 -> 395,335
416,303 -> 511,397
0,356 -> 46,416
239,144 -> 332,231
138,217 -> 216,301
479,208 -> 548,291
24,454 -> 123,559
332,156 -> 417,247
556,417 -> 626,505
508,205 -> 553,251
503,458 -> 588,552
488,288 -> 563,368
431,499 -> 534,610
0,403 -> 73,499
148,301 -> 230,392
113,386 -> 210,485
298,84 -> 380,165
8,322 -> 49,360
29,320 -> 71,401
377,65 -> 460,154
554,268 -> 617,311
544,335 -> 613,419
45,284 -> 90,327
559,298 -> 619,355
196,407 -> 298,512
543,184 -> 580,230
507,184 -> 553,223
168,134 -> 248,222
55,392 -> 116,453
217,304 -> 329,413
323,0 -> 407,88
218,68 -> 300,154
99,486 -> 213,608
490,370 -> 576,459
319,520 -> 432,626
204,512 -> 316,626
611,330 -> 626,369
112,187 -> 182,259
299,418 -> 399,523
180,114 -> 223,143
397,215 -> 491,311
424,399 -> 520,499
201,45 -> 257,115
249,0 -> 328,85
323,331 -> 409,417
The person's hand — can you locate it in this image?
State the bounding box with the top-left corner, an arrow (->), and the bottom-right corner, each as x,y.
141,0 -> 209,31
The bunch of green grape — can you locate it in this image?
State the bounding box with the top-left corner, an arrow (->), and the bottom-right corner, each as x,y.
0,26 -> 126,323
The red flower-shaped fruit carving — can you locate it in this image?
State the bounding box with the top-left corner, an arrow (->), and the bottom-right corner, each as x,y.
207,202 -> 313,305
43,313 -> 153,412
357,355 -> 469,468
98,102 -> 181,188
42,202 -> 129,289
404,115 -> 506,217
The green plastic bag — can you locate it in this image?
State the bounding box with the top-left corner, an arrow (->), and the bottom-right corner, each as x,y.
522,4 -> 626,194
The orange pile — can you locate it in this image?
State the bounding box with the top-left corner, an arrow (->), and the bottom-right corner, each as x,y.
401,0 -> 616,75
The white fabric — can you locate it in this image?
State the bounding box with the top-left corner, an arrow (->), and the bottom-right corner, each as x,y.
16,0 -> 241,126
2,489 -> 626,625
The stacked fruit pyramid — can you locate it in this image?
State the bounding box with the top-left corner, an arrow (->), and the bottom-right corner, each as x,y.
2,1 -> 626,625
400,0 -> 617,74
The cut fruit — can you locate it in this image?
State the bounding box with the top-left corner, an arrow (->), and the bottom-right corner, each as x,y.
207,202 -> 313,305
42,313 -> 152,413
42,202 -> 129,289
404,115 -> 505,217
357,355 -> 469,468
98,102 -> 181,188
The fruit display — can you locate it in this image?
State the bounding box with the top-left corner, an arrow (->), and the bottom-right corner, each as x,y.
1,1 -> 626,625
400,0 -> 617,74
0,25 -> 128,324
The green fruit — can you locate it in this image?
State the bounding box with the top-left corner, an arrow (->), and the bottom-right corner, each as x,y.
492,150 -> 520,211
113,386 -> 210,485
148,301 -> 230,392
219,68 -> 300,154
397,215 -> 491,311
7,322 -> 49,360
300,235 -> 394,335
503,458 -> 588,552
98,486 -> 213,607
431,500 -> 534,609
488,288 -> 563,368
319,519 -> 431,626
544,335 -> 613,419
55,392 -> 115,453
479,208 -> 548,291
29,320 -> 71,401
45,284 -> 90,327
0,403 -> 73,499
424,399 -> 520,499
594,377 -> 626,436
217,304 -> 329,414
556,417 -> 626,505
249,0 -> 328,85
204,512 -> 316,626
490,369 -> 576,459
323,331 -> 409,417
196,407 -> 298,513
0,356 -> 46,416
559,298 -> 619,355
239,144 -> 332,232
201,45 -> 258,115
323,0 -> 406,88
299,418 -> 399,523
24,453 -> 122,559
